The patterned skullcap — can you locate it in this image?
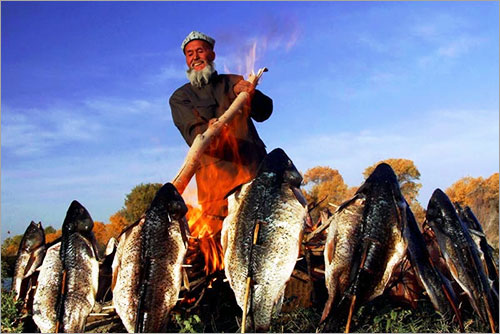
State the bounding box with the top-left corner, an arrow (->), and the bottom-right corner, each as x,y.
181,31 -> 215,53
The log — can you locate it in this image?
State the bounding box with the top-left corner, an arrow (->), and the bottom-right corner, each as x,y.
172,68 -> 267,195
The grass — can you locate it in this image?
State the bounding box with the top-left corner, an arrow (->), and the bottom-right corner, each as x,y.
1,290 -> 24,333
265,295 -> 492,333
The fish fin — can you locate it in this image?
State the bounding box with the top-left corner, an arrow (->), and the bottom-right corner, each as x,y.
320,295 -> 334,323
179,217 -> 190,247
468,228 -> 486,238
224,183 -> 245,199
118,215 -> 144,239
325,235 -> 335,265
182,268 -> 190,292
22,252 -> 40,278
337,193 -> 364,213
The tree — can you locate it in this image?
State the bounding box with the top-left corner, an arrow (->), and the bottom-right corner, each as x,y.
446,173 -> 499,245
303,166 -> 349,222
44,225 -> 57,235
122,183 -> 163,223
108,211 -> 129,236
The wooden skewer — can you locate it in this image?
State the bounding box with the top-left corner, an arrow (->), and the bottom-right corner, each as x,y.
345,295 -> 357,333
241,221 -> 261,333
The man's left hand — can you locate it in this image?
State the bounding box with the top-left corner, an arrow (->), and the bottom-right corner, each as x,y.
233,79 -> 255,96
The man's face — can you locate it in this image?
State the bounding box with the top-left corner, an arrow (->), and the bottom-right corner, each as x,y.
184,40 -> 215,71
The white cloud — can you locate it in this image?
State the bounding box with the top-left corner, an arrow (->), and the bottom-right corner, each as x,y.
1,107 -> 103,156
148,64 -> 186,84
287,109 -> 498,205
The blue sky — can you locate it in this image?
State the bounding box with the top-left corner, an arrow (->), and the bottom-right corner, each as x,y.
2,1 -> 498,239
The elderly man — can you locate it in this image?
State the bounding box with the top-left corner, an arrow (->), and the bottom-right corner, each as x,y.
170,31 -> 273,221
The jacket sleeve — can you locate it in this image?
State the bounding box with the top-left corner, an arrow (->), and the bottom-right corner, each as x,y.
169,88 -> 209,146
250,89 -> 273,122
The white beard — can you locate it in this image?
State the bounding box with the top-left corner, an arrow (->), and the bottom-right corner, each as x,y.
187,62 -> 216,88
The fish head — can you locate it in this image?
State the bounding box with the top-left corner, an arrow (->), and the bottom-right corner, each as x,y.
357,163 -> 403,200
425,189 -> 465,240
63,200 -> 94,234
21,221 -> 45,251
257,148 -> 302,188
149,183 -> 188,221
366,163 -> 399,185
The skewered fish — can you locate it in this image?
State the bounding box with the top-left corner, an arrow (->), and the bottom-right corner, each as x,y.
426,189 -> 498,332
222,148 -> 308,332
321,163 -> 407,332
112,183 -> 189,333
403,203 -> 463,330
12,221 -> 46,302
32,200 -> 99,333
456,203 -> 499,297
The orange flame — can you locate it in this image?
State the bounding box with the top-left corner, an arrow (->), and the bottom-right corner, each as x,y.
184,114 -> 255,275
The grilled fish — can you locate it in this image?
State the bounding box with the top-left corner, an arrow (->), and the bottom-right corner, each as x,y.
426,189 -> 498,332
12,221 -> 46,302
112,183 -> 188,333
321,163 -> 407,332
403,203 -> 463,329
321,194 -> 364,323
96,237 -> 118,302
221,148 -> 308,332
32,241 -> 63,333
456,204 -> 499,296
32,200 -> 99,333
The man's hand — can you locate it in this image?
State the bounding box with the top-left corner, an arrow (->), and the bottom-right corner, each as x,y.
233,79 -> 255,96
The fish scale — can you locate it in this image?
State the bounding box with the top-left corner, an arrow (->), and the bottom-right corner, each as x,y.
426,189 -> 498,332
222,148 -> 307,332
321,163 -> 407,332
12,222 -> 46,301
112,183 -> 187,333
33,242 -> 63,333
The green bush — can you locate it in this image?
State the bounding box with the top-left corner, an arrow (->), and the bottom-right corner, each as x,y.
1,290 -> 24,333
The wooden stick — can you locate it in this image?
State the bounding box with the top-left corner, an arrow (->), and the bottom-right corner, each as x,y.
172,67 -> 267,195
241,221 -> 261,333
345,295 -> 357,333
55,269 -> 67,333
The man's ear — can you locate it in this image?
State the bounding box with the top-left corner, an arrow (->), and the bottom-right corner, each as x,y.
209,50 -> 216,62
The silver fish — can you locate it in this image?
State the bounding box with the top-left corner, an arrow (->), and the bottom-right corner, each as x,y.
456,204 -> 499,297
221,148 -> 308,332
112,182 -> 188,333
426,189 -> 498,332
321,163 -> 407,332
32,200 -> 99,333
403,203 -> 463,330
32,241 -> 62,333
12,221 -> 46,302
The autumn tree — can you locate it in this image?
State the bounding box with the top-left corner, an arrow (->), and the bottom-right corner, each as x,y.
446,173 -> 499,245
303,166 -> 349,222
122,183 -> 163,223
108,211 -> 129,235
363,159 -> 425,222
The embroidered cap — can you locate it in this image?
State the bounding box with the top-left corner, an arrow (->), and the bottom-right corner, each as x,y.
181,31 -> 215,53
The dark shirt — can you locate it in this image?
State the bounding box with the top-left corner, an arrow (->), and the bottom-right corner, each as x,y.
169,71 -> 273,208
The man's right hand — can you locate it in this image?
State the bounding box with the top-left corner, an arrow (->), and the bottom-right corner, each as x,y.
233,79 -> 255,96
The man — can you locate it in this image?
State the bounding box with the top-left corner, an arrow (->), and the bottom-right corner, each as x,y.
170,31 -> 273,221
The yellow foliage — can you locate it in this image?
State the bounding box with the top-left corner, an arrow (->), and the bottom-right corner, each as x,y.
446,173 -> 499,245
45,230 -> 62,244
363,158 -> 422,205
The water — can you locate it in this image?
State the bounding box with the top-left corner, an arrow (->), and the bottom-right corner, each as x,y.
2,277 -> 13,291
